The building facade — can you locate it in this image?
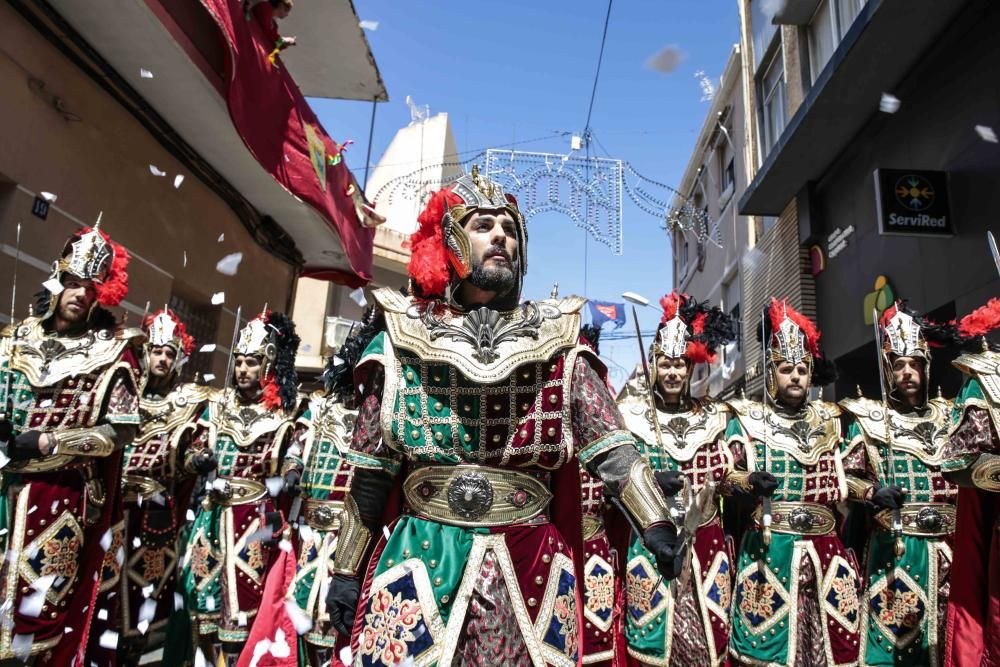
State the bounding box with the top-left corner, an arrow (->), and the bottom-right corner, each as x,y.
671,46 -> 751,398
736,0 -> 999,399
0,0 -> 385,382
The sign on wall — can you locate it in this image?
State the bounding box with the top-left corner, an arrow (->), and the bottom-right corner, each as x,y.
874,169 -> 953,237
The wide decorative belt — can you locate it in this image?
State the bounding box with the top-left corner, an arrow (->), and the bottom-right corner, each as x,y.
303,498 -> 344,531
122,474 -> 168,503
875,502 -> 956,537
209,477 -> 268,506
5,453 -> 79,473
403,464 -> 553,527
752,501 -> 836,536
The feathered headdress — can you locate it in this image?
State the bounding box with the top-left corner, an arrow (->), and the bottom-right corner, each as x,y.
38,224 -> 131,319
579,323 -> 602,356
957,298 -> 1000,345
407,167 -> 527,301
235,311 -> 300,412
759,298 -> 837,389
323,306 -> 383,399
142,308 -> 195,356
654,292 -> 736,364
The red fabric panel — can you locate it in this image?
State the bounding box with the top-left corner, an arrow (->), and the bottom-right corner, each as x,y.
237,541 -> 296,667
198,0 -> 374,284
945,486 -> 1000,667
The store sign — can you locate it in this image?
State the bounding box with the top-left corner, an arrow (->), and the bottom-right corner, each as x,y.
827,225 -> 854,258
874,169 -> 953,237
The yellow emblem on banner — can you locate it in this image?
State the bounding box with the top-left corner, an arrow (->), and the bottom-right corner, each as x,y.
305,123 -> 327,191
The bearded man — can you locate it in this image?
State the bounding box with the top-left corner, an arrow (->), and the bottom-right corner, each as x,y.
322,167 -> 682,666
0,224 -> 141,666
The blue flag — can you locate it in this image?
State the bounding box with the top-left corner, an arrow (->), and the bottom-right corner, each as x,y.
588,300 -> 626,329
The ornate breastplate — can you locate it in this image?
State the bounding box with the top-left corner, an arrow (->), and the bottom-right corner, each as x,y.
728,397 -> 841,466
954,350 -> 1000,430
374,287 -> 584,384
840,396 -> 953,465
618,385 -> 728,462
137,383 -> 209,445
4,317 -> 141,387
211,391 -> 291,448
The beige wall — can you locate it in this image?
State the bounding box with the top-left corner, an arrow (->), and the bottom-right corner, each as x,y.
0,3 -> 297,383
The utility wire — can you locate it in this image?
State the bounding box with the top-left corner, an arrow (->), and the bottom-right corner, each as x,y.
583,0 -> 614,136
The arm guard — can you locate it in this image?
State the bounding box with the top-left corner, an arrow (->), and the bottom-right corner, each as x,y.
618,457 -> 676,530
846,474 -> 876,501
51,423 -> 133,457
332,494 -> 373,575
946,453 -> 1000,492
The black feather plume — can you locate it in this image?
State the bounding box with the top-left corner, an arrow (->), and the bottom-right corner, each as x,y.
264,311 -> 300,412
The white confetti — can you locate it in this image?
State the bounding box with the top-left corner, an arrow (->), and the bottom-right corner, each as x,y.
205,596 -> 216,612
210,292 -> 225,305
339,646 -> 353,666
50,501 -> 59,514
976,125 -> 998,143
879,93 -> 901,113
11,633 -> 33,662
174,174 -> 185,188
0,450 -> 9,470
182,250 -> 188,267
174,592 -> 184,611
150,492 -> 166,506
278,539 -> 292,553
246,527 -> 273,545
116,546 -> 125,567
349,287 -> 368,307
140,68 -> 154,78
136,619 -> 150,635
202,374 -> 216,382
215,252 -> 243,276
26,505 -> 36,515
141,584 -> 154,599
39,191 -> 58,203
149,165 -> 167,177
265,476 -> 284,497
359,20 -> 379,31
97,608 -> 108,621
199,344 -> 217,353
64,626 -> 73,634
19,575 -> 56,618
298,525 -> 314,544
132,537 -> 141,549
284,599 -> 312,635
38,399 -> 52,408
186,509 -> 196,522
333,355 -> 345,367
100,530 -> 112,551
98,629 -> 119,650
269,628 -> 291,658
382,525 -> 391,541
238,611 -> 248,627
43,278 -> 64,295
247,638 -> 271,667
217,234 -> 225,242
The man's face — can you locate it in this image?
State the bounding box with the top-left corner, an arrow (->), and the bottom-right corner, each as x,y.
655,356 -> 689,404
56,277 -> 97,324
234,354 -> 262,392
774,360 -> 810,407
147,345 -> 177,379
891,355 -> 925,405
462,209 -> 519,295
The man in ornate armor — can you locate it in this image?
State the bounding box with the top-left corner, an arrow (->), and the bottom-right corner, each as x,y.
178,310 -> 301,665
616,292 -> 737,666
726,299 -> 860,667
118,309 -> 214,664
323,167 -> 683,666
941,298 -> 1000,666
841,303 -> 955,666
0,225 -> 141,665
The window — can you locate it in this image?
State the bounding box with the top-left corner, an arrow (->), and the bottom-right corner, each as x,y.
759,48 -> 786,155
808,0 -> 869,83
169,291 -> 221,382
721,157 -> 735,196
679,240 -> 689,276
835,0 -> 866,37
730,303 -> 742,352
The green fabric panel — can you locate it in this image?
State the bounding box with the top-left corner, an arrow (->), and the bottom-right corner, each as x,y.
373,516 -> 480,626
302,437 -> 344,500
953,377 -> 984,414
179,505 -> 221,617
623,536 -> 670,659
730,530 -> 796,666
0,474 -> 17,552
725,417 -> 745,440
862,532 -> 936,666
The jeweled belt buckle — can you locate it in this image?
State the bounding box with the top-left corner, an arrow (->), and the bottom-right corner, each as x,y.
788,507 -> 815,532
915,507 -> 942,532
447,472 -> 494,521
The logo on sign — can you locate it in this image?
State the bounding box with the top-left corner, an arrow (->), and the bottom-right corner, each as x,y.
894,175 -> 935,211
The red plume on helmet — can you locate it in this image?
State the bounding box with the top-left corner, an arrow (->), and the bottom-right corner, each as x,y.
768,298 -> 821,358
656,291 -> 736,365
142,308 -> 195,355
73,226 -> 130,307
408,188 -> 465,297
958,298 -> 1000,339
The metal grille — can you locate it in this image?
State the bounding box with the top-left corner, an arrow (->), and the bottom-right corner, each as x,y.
169,293 -> 220,383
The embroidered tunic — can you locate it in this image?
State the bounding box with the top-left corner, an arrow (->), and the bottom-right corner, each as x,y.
0,317 -> 141,665
178,388 -> 300,645
338,288 -> 650,667
725,398 -> 861,667
617,375 -> 733,666
118,382 -> 209,653
841,396 -> 956,666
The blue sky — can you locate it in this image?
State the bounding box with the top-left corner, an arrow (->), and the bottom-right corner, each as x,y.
310,0 -> 739,386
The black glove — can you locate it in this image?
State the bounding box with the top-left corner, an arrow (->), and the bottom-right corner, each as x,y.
6,430 -> 45,461
282,469 -> 301,497
190,450 -> 217,475
748,471 -> 779,498
868,484 -> 905,511
327,574 -> 360,637
642,523 -> 685,581
654,470 -> 685,497
0,419 -> 13,444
